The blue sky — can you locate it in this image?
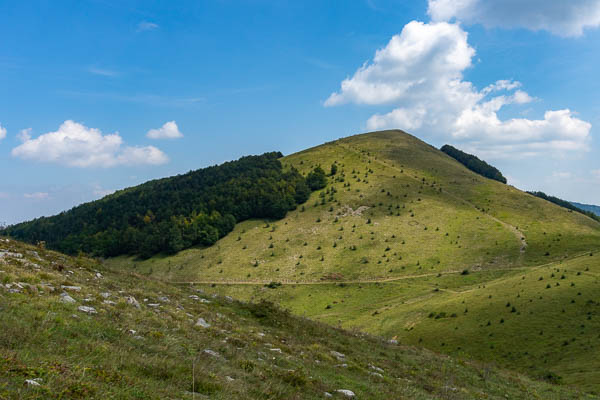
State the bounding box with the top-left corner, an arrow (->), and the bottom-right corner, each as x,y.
1,0 -> 600,225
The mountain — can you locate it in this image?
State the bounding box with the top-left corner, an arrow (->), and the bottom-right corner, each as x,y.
4,129 -> 600,393
100,130 -> 600,391
572,202 -> 600,217
3,237 -> 590,399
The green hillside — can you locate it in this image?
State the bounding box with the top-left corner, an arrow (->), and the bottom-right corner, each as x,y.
3,237 -> 591,399
104,130 -> 600,391
2,152 -> 316,258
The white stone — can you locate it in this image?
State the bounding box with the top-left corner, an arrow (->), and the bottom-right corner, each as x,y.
61,285 -> 81,292
330,350 -> 345,361
195,318 -> 211,328
369,364 -> 384,373
60,292 -> 76,304
78,306 -> 97,314
126,296 -> 141,309
336,389 -> 355,398
203,349 -> 219,357
25,379 -> 41,386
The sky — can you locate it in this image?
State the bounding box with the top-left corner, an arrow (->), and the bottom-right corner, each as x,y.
1,0 -> 600,225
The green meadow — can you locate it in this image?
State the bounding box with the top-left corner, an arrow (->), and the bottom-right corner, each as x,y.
106,130 -> 600,391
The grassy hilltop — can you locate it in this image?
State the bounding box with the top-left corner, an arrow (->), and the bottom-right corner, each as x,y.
106,130 -> 600,390
3,237 -> 592,399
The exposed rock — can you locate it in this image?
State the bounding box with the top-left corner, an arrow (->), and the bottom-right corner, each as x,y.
324,392 -> 333,398
189,295 -> 200,300
78,306 -> 97,314
369,372 -> 384,378
388,339 -> 399,345
95,273 -> 103,279
25,378 -> 42,386
61,285 -> 81,292
200,298 -> 211,304
148,303 -> 160,308
195,318 -> 211,328
225,376 -> 235,382
100,292 -> 111,298
0,251 -> 23,259
270,348 -> 282,353
369,364 -> 384,373
330,350 -> 346,361
103,300 -> 116,305
158,296 -> 170,303
203,349 -> 219,357
336,389 -> 355,398
126,296 -> 141,309
60,292 -> 76,304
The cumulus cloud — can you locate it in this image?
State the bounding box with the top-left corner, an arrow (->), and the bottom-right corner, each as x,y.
146,121 -> 183,139
12,120 -> 168,167
0,124 -> 6,140
428,0 -> 600,37
325,21 -> 591,158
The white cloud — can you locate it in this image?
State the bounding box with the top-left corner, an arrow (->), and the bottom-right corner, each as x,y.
428,0 -> 600,37
17,128 -> 31,142
592,169 -> 600,179
0,124 -> 6,140
92,184 -> 115,198
24,192 -> 49,200
0,192 -> 9,199
552,171 -> 573,179
137,21 -> 159,32
89,67 -> 119,77
12,120 -> 168,168
146,121 -> 183,139
325,21 -> 591,158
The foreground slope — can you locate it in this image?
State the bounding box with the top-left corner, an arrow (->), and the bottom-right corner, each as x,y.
106,130 -> 600,390
2,238 -> 590,399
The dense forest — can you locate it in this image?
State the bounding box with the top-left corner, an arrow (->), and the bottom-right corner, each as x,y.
2,152 -> 326,258
441,145 -> 507,184
527,191 -> 600,222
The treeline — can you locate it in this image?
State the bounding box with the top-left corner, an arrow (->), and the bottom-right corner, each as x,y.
441,145 -> 507,184
527,191 -> 600,222
3,152 -> 326,258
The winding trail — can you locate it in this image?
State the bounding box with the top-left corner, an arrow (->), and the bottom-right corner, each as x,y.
169,249 -> 595,287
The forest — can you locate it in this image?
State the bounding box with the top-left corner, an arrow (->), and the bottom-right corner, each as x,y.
2,152 -> 326,258
441,144 -> 507,183
528,191 -> 600,222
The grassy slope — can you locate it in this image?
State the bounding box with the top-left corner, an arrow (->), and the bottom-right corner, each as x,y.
104,130 -> 600,390
2,238 -> 591,399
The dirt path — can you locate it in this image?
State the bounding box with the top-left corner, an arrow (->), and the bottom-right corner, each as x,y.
169,246 -> 596,287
